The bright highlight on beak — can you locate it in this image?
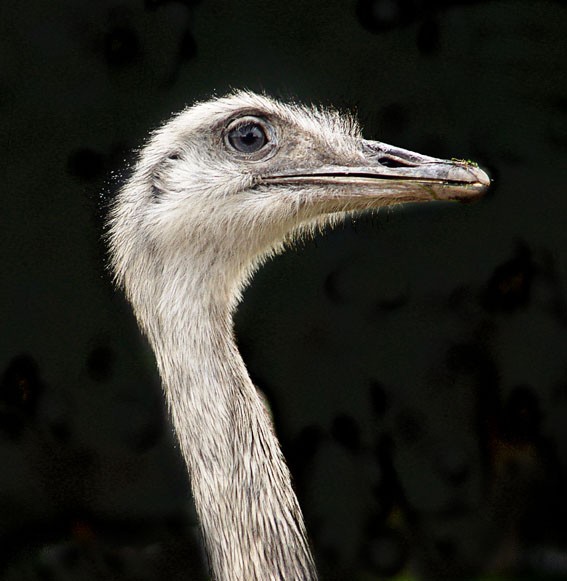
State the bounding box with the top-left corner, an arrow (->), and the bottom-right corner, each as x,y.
262,139 -> 490,203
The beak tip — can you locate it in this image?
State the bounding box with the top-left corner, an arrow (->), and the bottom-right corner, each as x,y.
457,163 -> 490,188
477,167 -> 491,188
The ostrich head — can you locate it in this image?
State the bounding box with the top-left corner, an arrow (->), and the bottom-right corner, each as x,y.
110,91 -> 488,315
108,91 -> 489,580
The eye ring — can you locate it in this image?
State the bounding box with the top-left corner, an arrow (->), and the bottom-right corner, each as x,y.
224,116 -> 275,159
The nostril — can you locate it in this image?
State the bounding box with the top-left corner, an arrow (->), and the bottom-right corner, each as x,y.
377,157 -> 410,168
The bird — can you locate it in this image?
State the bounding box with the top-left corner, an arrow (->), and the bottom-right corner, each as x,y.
107,91 -> 489,580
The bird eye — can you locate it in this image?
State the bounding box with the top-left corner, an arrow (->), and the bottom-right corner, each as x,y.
226,120 -> 269,154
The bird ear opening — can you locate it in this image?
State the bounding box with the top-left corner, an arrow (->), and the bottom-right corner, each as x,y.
150,184 -> 162,200
149,173 -> 168,201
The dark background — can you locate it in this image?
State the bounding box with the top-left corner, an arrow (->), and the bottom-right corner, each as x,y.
1,0 -> 566,579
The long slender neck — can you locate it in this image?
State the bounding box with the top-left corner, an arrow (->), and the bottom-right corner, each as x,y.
138,264 -> 317,581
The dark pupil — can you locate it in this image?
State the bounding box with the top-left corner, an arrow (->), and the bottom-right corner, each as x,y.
229,123 -> 267,153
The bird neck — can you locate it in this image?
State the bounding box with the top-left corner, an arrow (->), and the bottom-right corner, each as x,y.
140,266 -> 317,581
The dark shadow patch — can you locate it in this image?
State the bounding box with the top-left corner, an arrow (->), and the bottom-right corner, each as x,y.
369,380 -> 389,417
361,525 -> 408,577
481,242 -> 535,313
104,26 -> 140,67
67,148 -> 105,181
331,413 -> 361,452
417,18 -> 440,54
86,346 -> 116,383
1,354 -> 43,415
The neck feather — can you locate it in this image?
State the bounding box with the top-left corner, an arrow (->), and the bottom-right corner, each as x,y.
133,257 -> 317,581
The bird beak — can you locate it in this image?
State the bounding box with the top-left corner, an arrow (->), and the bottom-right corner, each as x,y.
262,139 -> 490,204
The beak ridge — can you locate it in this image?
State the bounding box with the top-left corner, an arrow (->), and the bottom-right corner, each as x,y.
261,138 -> 491,203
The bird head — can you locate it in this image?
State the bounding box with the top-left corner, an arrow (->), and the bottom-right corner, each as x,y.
109,91 -> 489,307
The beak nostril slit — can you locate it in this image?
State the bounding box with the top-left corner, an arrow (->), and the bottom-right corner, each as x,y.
377,156 -> 411,168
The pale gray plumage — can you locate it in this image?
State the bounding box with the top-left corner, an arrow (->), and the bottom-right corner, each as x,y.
107,91 -> 489,580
